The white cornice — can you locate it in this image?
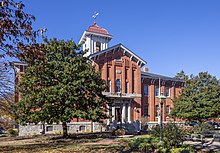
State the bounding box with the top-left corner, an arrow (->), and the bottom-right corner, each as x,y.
79,31 -> 113,45
89,43 -> 147,68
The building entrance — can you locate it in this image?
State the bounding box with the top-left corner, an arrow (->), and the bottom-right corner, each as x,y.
115,107 -> 121,122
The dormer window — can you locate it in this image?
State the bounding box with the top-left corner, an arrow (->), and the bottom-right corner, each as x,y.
95,41 -> 101,52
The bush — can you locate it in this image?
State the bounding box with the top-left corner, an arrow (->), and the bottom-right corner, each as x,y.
7,128 -> 18,137
152,123 -> 186,148
112,129 -> 125,136
193,122 -> 213,135
118,135 -> 194,153
182,126 -> 194,135
170,146 -> 194,153
126,136 -> 159,152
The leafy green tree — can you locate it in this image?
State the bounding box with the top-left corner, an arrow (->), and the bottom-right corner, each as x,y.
175,70 -> 188,81
171,72 -> 220,122
15,38 -> 111,137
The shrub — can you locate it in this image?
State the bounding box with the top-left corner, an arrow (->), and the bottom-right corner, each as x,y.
112,129 -> 125,136
127,136 -> 159,152
140,116 -> 149,131
182,126 -> 194,135
193,122 -> 213,135
170,147 -> 194,153
7,128 -> 18,137
152,123 -> 186,148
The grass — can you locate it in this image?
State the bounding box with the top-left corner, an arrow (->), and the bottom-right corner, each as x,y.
0,142 -> 124,153
0,134 -> 126,153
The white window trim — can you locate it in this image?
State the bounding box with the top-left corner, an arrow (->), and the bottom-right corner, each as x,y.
166,87 -> 170,97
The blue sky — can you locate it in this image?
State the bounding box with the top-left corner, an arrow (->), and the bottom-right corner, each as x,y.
23,0 -> 220,78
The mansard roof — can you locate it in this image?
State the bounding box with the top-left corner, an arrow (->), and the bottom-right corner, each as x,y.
141,71 -> 184,82
89,43 -> 147,67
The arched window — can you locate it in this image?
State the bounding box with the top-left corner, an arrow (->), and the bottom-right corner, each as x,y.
95,41 -> 101,52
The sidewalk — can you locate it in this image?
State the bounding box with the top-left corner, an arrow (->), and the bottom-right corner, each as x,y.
184,138 -> 220,152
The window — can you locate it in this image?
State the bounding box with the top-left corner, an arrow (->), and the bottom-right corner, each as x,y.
24,66 -> 27,72
79,125 -> 85,131
125,82 -> 129,93
20,65 -> 24,72
115,107 -> 121,122
166,87 -> 170,97
155,86 -> 159,96
107,80 -> 111,92
144,104 -> 148,116
115,79 -> 121,93
114,56 -> 122,62
166,105 -> 170,115
95,41 -> 101,52
144,85 -> 148,96
46,126 -> 53,132
155,105 -> 159,117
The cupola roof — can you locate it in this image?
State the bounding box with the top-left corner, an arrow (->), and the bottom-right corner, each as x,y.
87,21 -> 111,35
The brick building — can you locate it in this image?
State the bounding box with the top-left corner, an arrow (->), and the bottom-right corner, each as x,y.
79,21 -> 184,123
12,21 -> 184,135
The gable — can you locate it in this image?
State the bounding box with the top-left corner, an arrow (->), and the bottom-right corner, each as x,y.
89,43 -> 147,68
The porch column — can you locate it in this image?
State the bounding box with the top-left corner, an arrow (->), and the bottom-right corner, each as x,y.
112,106 -> 115,121
107,105 -> 110,124
122,103 -> 126,123
128,103 -> 131,123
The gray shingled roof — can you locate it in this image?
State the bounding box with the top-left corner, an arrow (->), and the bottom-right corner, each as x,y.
141,72 -> 184,82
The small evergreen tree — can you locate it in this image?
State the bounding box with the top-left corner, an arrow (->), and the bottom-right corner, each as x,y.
15,38 -> 111,137
171,72 -> 220,122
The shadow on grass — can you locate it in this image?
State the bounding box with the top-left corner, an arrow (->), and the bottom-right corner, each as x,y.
0,142 -> 77,152
0,142 -> 130,153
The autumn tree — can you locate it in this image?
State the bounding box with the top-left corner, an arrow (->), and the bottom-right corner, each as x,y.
14,38 -> 111,137
171,72 -> 220,122
0,0 -> 42,61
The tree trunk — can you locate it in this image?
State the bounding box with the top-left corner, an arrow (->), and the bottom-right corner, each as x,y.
62,122 -> 68,138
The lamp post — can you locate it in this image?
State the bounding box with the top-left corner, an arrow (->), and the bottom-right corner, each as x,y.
158,92 -> 166,142
120,71 -> 123,129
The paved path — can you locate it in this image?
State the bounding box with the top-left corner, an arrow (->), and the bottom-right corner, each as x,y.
184,138 -> 220,152
81,135 -> 134,146
80,134 -> 220,152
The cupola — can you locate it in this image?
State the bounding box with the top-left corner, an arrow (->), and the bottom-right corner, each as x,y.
79,19 -> 112,57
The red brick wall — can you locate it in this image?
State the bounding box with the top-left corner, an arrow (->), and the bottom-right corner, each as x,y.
141,79 -> 183,122
92,48 -> 142,121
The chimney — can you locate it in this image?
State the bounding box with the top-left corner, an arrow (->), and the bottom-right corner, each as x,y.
143,67 -> 149,72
